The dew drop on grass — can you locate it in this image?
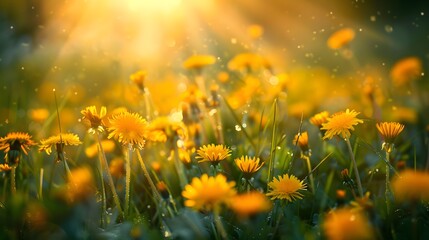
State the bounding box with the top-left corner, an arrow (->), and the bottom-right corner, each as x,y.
235,125 -> 242,131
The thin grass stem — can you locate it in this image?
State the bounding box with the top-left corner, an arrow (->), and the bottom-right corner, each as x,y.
345,137 -> 363,197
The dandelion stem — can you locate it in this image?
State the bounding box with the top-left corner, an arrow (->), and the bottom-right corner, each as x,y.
267,99 -> 278,190
96,133 -> 123,219
213,109 -> 224,144
213,210 -> 227,240
136,150 -> 161,201
221,95 -> 257,150
303,155 -> 315,194
195,74 -> 207,96
173,144 -> 188,187
39,168 -> 44,200
63,158 -> 72,177
143,89 -> 152,121
345,137 -> 363,197
11,166 -> 16,194
124,145 -> 132,217
94,156 -> 107,227
385,150 -> 391,216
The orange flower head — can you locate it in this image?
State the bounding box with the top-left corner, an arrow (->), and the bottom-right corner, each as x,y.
376,122 -> 404,153
108,111 -> 148,149
234,156 -> 264,179
230,191 -> 272,218
130,70 -> 147,91
390,57 -> 422,86
81,106 -> 107,134
391,170 -> 429,202
323,207 -> 375,240
182,174 -> 236,212
327,28 -> 355,50
266,174 -> 307,202
321,109 -> 363,140
183,55 -> 216,70
310,111 -> 330,128
0,132 -> 36,164
294,131 -> 309,152
196,144 -> 231,165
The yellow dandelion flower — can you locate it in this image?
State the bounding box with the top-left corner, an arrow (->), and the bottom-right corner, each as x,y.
217,71 -> 229,83
147,116 -> 187,143
196,144 -> 231,164
327,28 -> 355,50
66,167 -> 95,202
178,147 -> 193,166
310,111 -> 330,128
376,122 -> 404,153
183,55 -> 216,70
182,174 -> 236,212
39,133 -> 82,155
390,57 -> 422,86
234,156 -> 264,179
81,106 -> 107,134
181,84 -> 205,104
28,108 -> 49,123
247,24 -> 264,39
266,174 -> 307,202
321,109 -> 363,140
0,163 -> 12,172
230,191 -> 272,218
108,111 -> 148,149
151,161 -> 161,173
323,207 -> 375,240
109,157 -> 125,178
391,169 -> 429,202
228,53 -> 270,72
376,122 -> 404,144
293,131 -> 309,152
0,132 -> 36,163
85,140 -> 115,158
227,76 -> 261,109
130,70 -> 147,91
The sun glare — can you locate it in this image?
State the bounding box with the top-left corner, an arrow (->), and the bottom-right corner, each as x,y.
126,0 -> 183,13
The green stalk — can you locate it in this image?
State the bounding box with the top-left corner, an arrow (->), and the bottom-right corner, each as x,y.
213,210 -> 227,240
345,137 -> 363,197
11,166 -> 16,194
124,145 -> 132,217
96,133 -> 123,218
39,168 -> 44,200
63,158 -> 72,177
267,99 -> 278,190
303,155 -> 315,194
213,109 -> 224,144
94,159 -> 107,227
222,95 -> 257,150
173,145 -> 188,188
136,150 -> 161,201
385,150 -> 391,215
143,89 -> 153,121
